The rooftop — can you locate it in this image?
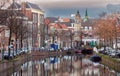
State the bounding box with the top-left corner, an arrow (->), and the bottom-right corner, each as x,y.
8,2 -> 43,11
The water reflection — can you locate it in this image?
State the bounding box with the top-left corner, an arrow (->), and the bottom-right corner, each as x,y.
9,55 -> 119,76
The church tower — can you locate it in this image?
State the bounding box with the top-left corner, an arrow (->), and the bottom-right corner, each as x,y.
75,10 -> 82,24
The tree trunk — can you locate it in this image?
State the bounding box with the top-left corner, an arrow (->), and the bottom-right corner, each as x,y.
8,28 -> 12,57
70,35 -> 72,49
20,25 -> 23,50
20,32 -> 23,50
15,36 -> 18,54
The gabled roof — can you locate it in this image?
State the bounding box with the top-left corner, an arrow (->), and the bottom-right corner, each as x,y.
49,23 -> 60,29
61,24 -> 67,29
8,2 -> 21,9
49,23 -> 68,30
8,2 -> 42,11
26,2 -> 42,10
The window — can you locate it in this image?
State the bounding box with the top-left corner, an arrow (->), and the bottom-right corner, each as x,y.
39,14 -> 44,24
89,26 -> 92,30
32,13 -> 38,23
72,23 -> 74,27
85,26 -> 88,31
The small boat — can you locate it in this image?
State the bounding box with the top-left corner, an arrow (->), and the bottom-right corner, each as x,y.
89,55 -> 102,62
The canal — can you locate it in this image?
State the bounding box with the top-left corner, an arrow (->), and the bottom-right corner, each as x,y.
1,54 -> 120,76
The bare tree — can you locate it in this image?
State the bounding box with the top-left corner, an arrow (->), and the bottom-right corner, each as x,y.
3,10 -> 15,56
94,19 -> 117,48
0,0 -> 11,9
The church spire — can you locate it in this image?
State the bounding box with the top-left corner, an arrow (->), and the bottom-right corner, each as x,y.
84,9 -> 89,22
77,10 -> 79,15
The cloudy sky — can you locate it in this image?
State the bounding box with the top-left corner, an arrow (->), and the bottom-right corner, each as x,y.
26,0 -> 120,8
21,0 -> 120,18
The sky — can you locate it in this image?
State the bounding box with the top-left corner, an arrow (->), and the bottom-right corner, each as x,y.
28,0 -> 120,8
21,0 -> 120,18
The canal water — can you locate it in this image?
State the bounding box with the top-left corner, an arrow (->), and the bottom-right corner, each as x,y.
1,54 -> 120,76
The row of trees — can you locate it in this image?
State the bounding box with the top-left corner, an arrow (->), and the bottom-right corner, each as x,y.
0,0 -> 29,56
94,18 -> 120,48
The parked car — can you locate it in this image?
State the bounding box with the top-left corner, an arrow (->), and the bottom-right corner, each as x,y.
115,52 -> 120,58
109,51 -> 116,57
109,51 -> 120,58
20,50 -> 26,54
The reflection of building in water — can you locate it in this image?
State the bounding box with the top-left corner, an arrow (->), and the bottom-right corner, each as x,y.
8,55 -> 117,76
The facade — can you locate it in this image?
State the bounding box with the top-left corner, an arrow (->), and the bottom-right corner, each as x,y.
81,19 -> 98,47
71,11 -> 82,47
44,17 -> 78,49
21,2 -> 45,48
0,9 -> 28,51
10,2 -> 45,48
0,26 -> 9,51
0,2 -> 45,51
71,10 -> 98,48
48,22 -> 68,49
81,10 -> 98,47
81,9 -> 99,47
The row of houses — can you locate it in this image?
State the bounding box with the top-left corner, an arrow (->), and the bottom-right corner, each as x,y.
0,1 -> 45,51
1,1 -> 119,51
43,10 -> 98,49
